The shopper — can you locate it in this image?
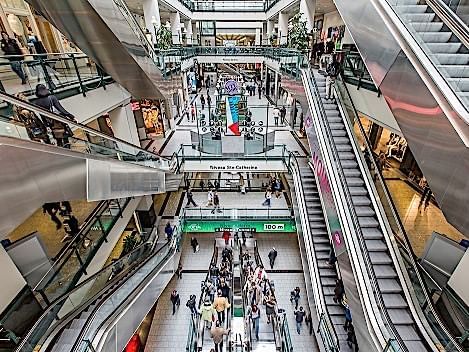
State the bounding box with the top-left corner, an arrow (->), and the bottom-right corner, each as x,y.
210,263 -> 219,285
191,236 -> 199,253
165,222 -> 173,242
170,290 -> 180,315
211,320 -> 230,352
190,104 -> 196,122
325,243 -> 337,267
333,279 -> 345,303
186,188 -> 197,207
206,189 -> 214,206
201,298 -> 216,328
213,290 -> 230,323
42,202 -> 62,229
250,304 -> 260,340
222,231 -> 230,246
186,294 -> 197,315
280,106 -> 286,124
290,286 -> 301,309
344,305 -> 353,330
35,84 -> 75,148
176,263 -> 183,279
200,179 -> 205,191
219,280 -> 230,301
62,214 -> 79,242
241,231 -> 247,246
347,324 -> 359,351
265,294 -> 277,324
325,55 -> 340,100
273,178 -> 282,198
211,191 -> 221,214
305,311 -> 313,335
1,31 -> 27,84
200,95 -> 206,110
14,93 -> 49,143
239,174 -> 246,194
273,107 -> 280,126
268,247 -> 277,269
258,84 -> 262,99
262,188 -> 272,207
294,306 -> 306,334
254,265 -> 267,282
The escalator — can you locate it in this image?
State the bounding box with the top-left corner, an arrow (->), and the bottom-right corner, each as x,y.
332,0 -> 469,236
301,67 -> 462,351
0,91 -> 182,237
16,226 -> 181,352
25,0 -> 181,100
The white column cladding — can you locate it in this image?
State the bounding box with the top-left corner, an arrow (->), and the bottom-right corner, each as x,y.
274,71 -> 279,100
109,103 -> 140,147
299,0 -> 315,32
192,21 -> 198,45
278,12 -> 288,45
170,12 -> 182,45
0,245 -> 27,314
143,0 -> 161,44
267,20 -> 274,42
185,19 -> 193,45
255,28 -> 261,46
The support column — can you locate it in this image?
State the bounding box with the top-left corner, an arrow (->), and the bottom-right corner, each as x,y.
109,103 -> 140,150
299,0 -> 315,32
143,0 -> 161,44
255,28 -> 261,46
192,21 -> 198,45
274,71 -> 279,100
267,20 -> 274,44
278,12 -> 288,45
0,246 -> 26,314
170,12 -> 182,45
185,20 -> 193,45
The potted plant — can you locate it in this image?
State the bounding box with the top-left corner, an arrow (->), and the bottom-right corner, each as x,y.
120,231 -> 140,258
156,25 -> 172,50
287,13 -> 309,51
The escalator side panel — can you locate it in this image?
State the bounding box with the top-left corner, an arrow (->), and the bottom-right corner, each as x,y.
26,0 -> 167,100
333,0 -> 469,236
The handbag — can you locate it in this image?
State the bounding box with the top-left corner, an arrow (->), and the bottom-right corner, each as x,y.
196,244 -> 200,252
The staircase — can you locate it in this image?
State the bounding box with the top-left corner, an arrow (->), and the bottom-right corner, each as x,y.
297,159 -> 348,349
313,71 -> 427,351
392,0 -> 469,105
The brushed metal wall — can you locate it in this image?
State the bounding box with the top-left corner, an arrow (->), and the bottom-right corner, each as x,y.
333,0 -> 469,237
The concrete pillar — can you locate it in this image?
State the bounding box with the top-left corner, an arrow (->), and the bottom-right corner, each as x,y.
255,28 -> 261,46
278,12 -> 289,45
192,21 -> 198,45
0,245 -> 26,314
267,20 -> 274,44
143,0 -> 161,44
109,103 -> 140,153
170,12 -> 182,45
300,0 -> 315,32
185,20 -> 193,45
274,71 -> 279,100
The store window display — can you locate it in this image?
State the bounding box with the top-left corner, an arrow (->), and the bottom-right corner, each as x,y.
131,99 -> 167,140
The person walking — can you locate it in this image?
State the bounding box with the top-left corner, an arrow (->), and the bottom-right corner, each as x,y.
273,107 -> 280,126
1,31 -> 27,84
241,231 -> 247,246
170,290 -> 180,315
211,191 -> 221,214
347,325 -> 359,351
325,55 -> 340,100
206,189 -> 214,207
290,286 -> 301,309
305,311 -> 313,335
14,92 -> 49,143
191,236 -> 199,253
62,214 -> 79,242
35,84 -> 75,147
268,247 -> 278,269
344,304 -> 353,330
265,294 -> 277,324
176,263 -> 183,279
262,189 -> 272,207
42,202 -> 62,229
186,294 -> 197,315
280,106 -> 286,125
207,95 -> 212,109
211,320 -> 230,352
222,231 -> 230,246
294,306 -> 306,334
165,222 -> 173,242
239,174 -> 246,194
201,298 -> 217,329
191,104 -> 196,122
200,95 -> 206,110
213,290 -> 230,323
258,84 -> 262,99
186,188 -> 197,207
333,279 -> 345,303
250,304 -> 260,340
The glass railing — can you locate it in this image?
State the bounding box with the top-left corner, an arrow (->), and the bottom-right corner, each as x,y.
278,312 -> 293,352
384,0 -> 469,111
334,73 -> 466,351
185,314 -> 198,352
17,226 -> 180,352
442,0 -> 469,23
0,53 -> 111,100
33,198 -> 130,304
192,0 -> 265,11
182,207 -> 293,219
0,91 -> 171,169
342,52 -> 378,93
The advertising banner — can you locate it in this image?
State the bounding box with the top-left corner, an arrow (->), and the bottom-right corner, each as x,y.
183,220 -> 296,233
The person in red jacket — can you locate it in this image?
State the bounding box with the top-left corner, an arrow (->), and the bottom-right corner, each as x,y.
222,231 -> 230,246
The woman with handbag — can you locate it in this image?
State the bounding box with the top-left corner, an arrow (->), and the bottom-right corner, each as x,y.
34,84 -> 75,148
14,92 -> 49,143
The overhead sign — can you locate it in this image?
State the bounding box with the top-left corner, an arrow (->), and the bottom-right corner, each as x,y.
183,159 -> 287,172
183,220 -> 296,233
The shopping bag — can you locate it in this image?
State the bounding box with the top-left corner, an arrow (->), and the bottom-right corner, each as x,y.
196,244 -> 200,252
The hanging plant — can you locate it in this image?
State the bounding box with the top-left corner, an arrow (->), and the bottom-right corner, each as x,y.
156,26 -> 172,50
288,13 -> 309,51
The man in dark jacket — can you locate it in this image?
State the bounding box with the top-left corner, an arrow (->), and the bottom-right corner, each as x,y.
1,31 -> 26,84
268,247 -> 277,269
35,84 -> 75,147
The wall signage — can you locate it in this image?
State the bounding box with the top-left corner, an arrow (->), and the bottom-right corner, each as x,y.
224,79 -> 239,96
183,220 -> 296,233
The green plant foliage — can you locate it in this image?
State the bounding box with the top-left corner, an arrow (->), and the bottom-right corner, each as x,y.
121,231 -> 140,257
288,12 -> 309,50
156,26 -> 172,50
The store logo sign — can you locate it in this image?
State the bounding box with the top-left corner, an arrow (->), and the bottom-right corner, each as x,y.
225,79 -> 238,96
187,223 -> 202,231
264,223 -> 285,231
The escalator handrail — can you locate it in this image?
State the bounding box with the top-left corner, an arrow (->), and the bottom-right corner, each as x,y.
74,231 -> 180,352
0,90 -> 170,163
284,151 -> 340,350
33,199 -> 129,293
302,69 -> 408,351
16,232 -> 168,352
336,73 -> 465,351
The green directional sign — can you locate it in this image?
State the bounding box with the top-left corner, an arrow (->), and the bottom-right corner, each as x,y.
183,220 -> 296,233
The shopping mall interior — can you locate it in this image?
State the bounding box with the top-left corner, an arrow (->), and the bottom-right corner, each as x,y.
0,0 -> 468,351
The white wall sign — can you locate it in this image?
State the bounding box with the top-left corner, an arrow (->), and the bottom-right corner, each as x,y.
183,159 -> 286,172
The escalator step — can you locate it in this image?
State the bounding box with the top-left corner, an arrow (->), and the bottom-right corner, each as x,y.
339,152 -> 356,160
332,130 -> 347,137
419,31 -> 452,43
351,196 -> 371,206
435,53 -> 469,65
333,137 -> 350,144
355,206 -> 375,216
365,239 -> 388,251
374,264 -> 398,278
323,286 -> 335,295
358,216 -> 379,227
313,236 -> 331,244
378,278 -> 403,293
395,325 -> 421,341
340,160 -> 356,169
329,122 -> 345,130
394,4 -> 428,13
327,305 -> 345,316
438,65 -> 469,78
322,277 -> 337,286
325,295 -> 341,306
361,227 -> 383,239
337,144 -> 353,152
346,178 -> 364,186
327,116 -> 342,123
383,294 -> 408,308
426,42 -> 461,54
370,251 -> 392,264
388,308 -> 414,324
343,168 -> 361,177
411,22 -> 443,32
402,340 -> 429,352
403,13 -> 436,22
319,268 -> 337,277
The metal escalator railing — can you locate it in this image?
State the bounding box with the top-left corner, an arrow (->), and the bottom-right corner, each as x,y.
334,73 -> 465,351
301,69 -> 406,351
284,152 -> 339,352
0,90 -> 172,168
16,228 -> 181,352
239,241 -> 253,351
34,198 -> 131,304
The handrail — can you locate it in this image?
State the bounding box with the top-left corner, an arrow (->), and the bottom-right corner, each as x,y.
335,73 -> 465,351
0,90 -> 169,162
302,69 -> 407,351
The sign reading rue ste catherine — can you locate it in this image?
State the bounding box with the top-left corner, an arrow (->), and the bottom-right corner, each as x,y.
183,220 -> 296,233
